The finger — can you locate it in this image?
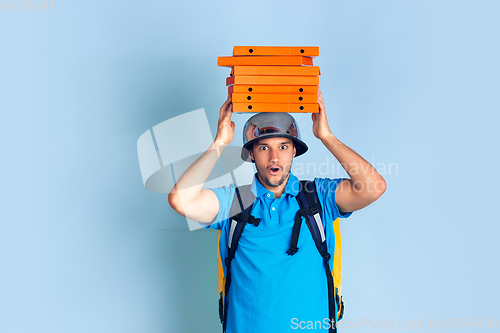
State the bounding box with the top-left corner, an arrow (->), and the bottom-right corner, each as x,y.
318,93 -> 324,104
222,94 -> 231,108
219,103 -> 228,121
317,88 -> 325,115
318,95 -> 325,111
223,102 -> 233,121
219,94 -> 232,121
318,97 -> 326,116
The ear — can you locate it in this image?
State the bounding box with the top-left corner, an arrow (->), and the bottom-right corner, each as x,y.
293,145 -> 296,158
248,147 -> 254,161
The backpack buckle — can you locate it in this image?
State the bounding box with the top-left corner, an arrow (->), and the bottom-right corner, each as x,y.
299,204 -> 320,217
309,204 -> 320,215
286,246 -> 299,256
235,213 -> 260,226
224,257 -> 231,268
248,216 -> 260,226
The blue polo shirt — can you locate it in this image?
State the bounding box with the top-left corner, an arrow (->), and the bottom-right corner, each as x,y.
203,172 -> 352,333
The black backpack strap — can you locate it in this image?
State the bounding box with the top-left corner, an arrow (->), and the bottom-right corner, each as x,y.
287,181 -> 322,255
293,180 -> 337,333
228,185 -> 256,220
220,185 -> 259,333
286,210 -> 303,255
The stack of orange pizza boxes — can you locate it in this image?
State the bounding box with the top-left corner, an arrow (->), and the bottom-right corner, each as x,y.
218,46 -> 320,113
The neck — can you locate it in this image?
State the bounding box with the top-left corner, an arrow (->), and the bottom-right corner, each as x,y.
257,173 -> 290,199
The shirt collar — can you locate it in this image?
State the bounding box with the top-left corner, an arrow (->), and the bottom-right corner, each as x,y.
251,171 -> 300,198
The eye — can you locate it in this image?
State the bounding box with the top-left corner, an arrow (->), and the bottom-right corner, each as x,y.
260,146 -> 268,151
280,145 -> 288,150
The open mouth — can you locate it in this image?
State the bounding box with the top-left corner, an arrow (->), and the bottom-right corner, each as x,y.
269,167 -> 281,176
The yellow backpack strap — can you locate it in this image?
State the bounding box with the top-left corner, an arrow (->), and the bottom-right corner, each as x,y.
332,217 -> 344,320
217,230 -> 225,323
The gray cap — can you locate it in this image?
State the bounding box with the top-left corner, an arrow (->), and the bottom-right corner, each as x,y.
241,112 -> 308,162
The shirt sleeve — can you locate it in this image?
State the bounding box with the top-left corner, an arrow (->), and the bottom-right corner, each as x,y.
314,177 -> 353,220
199,183 -> 236,230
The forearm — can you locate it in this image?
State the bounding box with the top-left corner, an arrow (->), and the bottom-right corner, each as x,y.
170,139 -> 226,206
321,133 -> 385,196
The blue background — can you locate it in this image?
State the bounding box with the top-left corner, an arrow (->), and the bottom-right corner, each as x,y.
1,0 -> 499,332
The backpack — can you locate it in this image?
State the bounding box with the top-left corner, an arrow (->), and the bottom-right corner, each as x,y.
216,180 -> 344,333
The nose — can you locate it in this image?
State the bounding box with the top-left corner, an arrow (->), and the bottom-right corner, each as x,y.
269,148 -> 279,163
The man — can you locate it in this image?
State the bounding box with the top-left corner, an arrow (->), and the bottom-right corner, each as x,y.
168,89 -> 386,332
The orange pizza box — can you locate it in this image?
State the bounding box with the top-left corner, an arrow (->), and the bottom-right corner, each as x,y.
218,56 -> 313,67
226,75 -> 319,86
228,85 -> 319,94
231,66 -> 321,76
232,93 -> 318,104
232,102 -> 319,113
233,46 -> 319,58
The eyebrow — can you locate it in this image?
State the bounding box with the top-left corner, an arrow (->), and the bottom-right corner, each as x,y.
256,141 -> 292,146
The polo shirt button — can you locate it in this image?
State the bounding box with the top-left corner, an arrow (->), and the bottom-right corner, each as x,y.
272,207 -> 275,211
267,194 -> 271,197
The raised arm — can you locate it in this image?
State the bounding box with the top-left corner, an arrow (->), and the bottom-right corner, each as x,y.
168,93 -> 235,223
312,88 -> 386,213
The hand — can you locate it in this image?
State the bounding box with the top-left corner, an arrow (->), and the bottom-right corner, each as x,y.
214,92 -> 235,146
311,88 -> 333,141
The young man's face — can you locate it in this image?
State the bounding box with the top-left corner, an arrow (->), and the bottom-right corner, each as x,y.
248,137 -> 296,188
